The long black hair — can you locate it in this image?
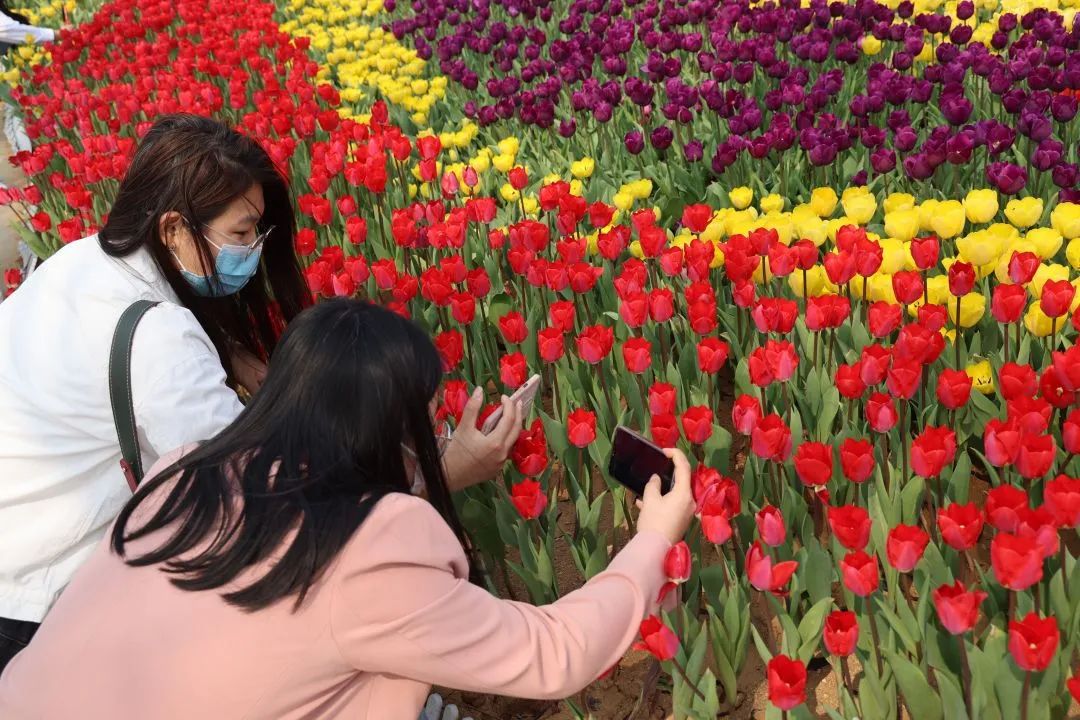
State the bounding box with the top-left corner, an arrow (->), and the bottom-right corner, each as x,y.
111,300 -> 474,611
99,114 -> 310,381
0,1 -> 31,26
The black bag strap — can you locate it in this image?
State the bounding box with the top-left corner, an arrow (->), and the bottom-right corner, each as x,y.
108,300 -> 160,491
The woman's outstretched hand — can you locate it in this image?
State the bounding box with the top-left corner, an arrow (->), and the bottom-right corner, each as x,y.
442,388 -> 522,492
635,448 -> 695,544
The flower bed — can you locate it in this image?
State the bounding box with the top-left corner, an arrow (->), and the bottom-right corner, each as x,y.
4,0 -> 1080,717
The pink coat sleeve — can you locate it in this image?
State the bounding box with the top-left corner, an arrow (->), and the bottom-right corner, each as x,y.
329,493 -> 671,700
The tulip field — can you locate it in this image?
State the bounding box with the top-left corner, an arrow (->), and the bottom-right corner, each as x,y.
6,0 -> 1080,716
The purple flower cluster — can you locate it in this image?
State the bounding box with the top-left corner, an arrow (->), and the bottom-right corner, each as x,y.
386,0 -> 1080,197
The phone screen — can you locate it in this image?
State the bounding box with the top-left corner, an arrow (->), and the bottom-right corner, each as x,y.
607,426 -> 675,496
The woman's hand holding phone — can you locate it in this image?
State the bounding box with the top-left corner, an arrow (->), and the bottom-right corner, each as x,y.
635,448 -> 695,544
442,388 -> 522,492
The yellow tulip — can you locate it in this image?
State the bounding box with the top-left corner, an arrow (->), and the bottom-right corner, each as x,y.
788,265 -> 837,297
918,198 -> 941,232
1029,263 -> 1071,297
497,137 -> 520,156
628,179 -> 653,199
1004,197 -> 1043,228
880,238 -> 912,274
612,191 -> 634,211
964,189 -> 999,224
1066,238 -> 1080,270
523,196 -> 539,216
629,240 -> 644,259
759,214 -> 793,245
966,360 -> 995,395
1026,227 -> 1063,260
729,186 -> 753,210
493,153 -> 516,173
884,208 -> 922,242
931,200 -> 966,239
841,192 -> 877,225
926,274 -> 951,305
956,230 -> 1003,266
569,180 -> 584,197
948,293 -> 986,328
810,187 -> 838,217
883,192 -> 916,214
499,184 -> 520,202
867,273 -> 898,304
1051,203 -> 1080,240
760,194 -> 784,214
862,35 -> 882,54
1024,302 -> 1054,337
570,157 -> 595,179
701,217 -> 727,244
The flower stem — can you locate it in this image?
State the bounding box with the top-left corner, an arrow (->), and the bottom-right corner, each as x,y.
671,657 -> 707,702
1020,670 -> 1030,720
866,595 -> 885,677
959,635 -> 973,716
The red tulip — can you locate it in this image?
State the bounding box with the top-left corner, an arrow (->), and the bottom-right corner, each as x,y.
748,347 -> 775,387
1052,346 -> 1080,392
567,408 -> 597,448
1068,673 -> 1080,703
886,358 -> 922,400
984,418 -> 1022,467
621,337 -> 653,374
701,510 -> 733,545
791,443 -> 832,488
732,394 -> 763,435
434,330 -> 465,370
991,283 -> 1027,324
886,524 -> 930,572
991,532 -> 1044,591
548,300 -> 576,334
767,655 -> 807,711
682,203 -> 713,233
918,303 -> 950,332
866,392 -> 899,433
510,479 -> 547,519
1008,251 -> 1040,284
537,328 -> 565,363
820,611 -> 858,659
681,406 -> 714,445
892,270 -> 925,305
1044,474 -> 1080,527
854,237 -> 883,277
658,541 -> 692,602
576,325 -> 615,364
1017,506 -> 1059,558
823,250 -> 857,286
948,261 -> 976,296
1040,366 -> 1075,409
868,302 -> 903,337
836,362 -> 867,400
500,352 -> 528,389
511,420 -> 548,477
999,363 -> 1038,401
752,414 -> 792,462
910,426 -> 958,478
932,581 -> 987,635
650,414 -> 681,448
756,505 -> 787,547
508,166 -> 529,190
695,473 -> 740,518
829,505 -> 872,550
910,235 -> 940,270
936,368 -> 973,410
750,297 -> 798,334
805,295 -> 850,331
841,550 -> 880,596
633,615 -> 679,661
1016,433 -> 1056,480
860,344 -> 892,385
895,323 -> 938,364
840,438 -> 875,483
1007,397 -> 1051,433
696,337 -> 730,374
498,311 -> 528,344
648,383 -> 678,416
938,502 -> 985,551
619,292 -> 649,328
659,246 -> 685,277
1008,613 -> 1059,672
792,239 -> 818,270
687,299 -> 718,335
466,268 -> 491,298
1040,279 -> 1076,318
985,484 -> 1029,533
764,340 -> 799,382
746,541 -> 799,596
648,288 -> 675,322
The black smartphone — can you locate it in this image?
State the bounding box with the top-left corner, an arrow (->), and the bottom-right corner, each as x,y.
607,426 -> 675,495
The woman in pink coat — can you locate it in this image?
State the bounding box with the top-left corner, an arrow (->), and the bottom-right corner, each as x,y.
0,299 -> 695,719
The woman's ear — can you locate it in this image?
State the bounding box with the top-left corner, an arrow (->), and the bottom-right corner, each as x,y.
158,211 -> 186,251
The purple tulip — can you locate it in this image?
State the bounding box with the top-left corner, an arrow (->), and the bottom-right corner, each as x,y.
625,130 -> 645,155
986,162 -> 1028,194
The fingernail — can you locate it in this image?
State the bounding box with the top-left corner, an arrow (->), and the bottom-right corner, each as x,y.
472,387 -> 481,398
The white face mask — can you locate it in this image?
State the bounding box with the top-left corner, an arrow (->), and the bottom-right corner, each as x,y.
401,426 -> 453,496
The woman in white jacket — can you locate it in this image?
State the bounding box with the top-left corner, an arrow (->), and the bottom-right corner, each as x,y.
0,2 -> 58,47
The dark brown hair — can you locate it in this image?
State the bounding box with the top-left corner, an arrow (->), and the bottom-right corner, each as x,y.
99,114 -> 309,379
